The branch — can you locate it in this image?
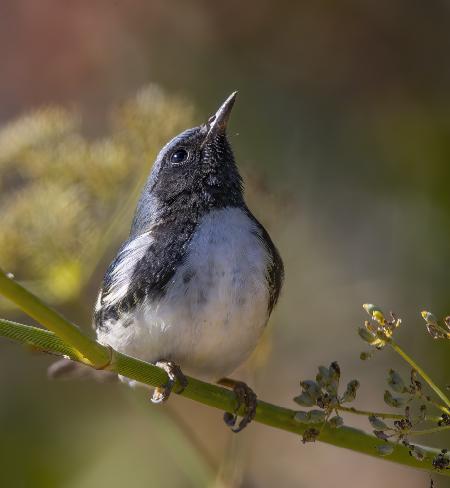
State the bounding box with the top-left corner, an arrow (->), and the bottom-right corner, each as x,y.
388,338 -> 450,413
0,268 -> 448,477
337,405 -> 441,423
0,268 -> 109,367
0,317 -> 446,476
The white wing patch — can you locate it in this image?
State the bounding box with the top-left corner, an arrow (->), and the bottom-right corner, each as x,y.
100,231 -> 153,308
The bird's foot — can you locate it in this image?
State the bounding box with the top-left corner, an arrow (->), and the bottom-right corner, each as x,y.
219,378 -> 257,433
151,360 -> 188,404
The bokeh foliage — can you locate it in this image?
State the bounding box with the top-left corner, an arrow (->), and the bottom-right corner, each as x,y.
1,2 -> 450,486
0,86 -> 194,303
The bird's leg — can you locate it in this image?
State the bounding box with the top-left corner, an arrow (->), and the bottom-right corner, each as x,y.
218,377 -> 257,433
151,360 -> 188,404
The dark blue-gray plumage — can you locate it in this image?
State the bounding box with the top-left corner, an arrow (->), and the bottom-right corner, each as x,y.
93,92 -> 283,430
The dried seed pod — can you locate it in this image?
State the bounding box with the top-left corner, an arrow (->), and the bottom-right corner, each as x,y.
384,390 -> 405,408
294,392 -> 315,407
360,351 -> 373,360
341,380 -> 360,403
316,365 -> 330,387
408,444 -> 426,461
376,444 -> 394,456
387,369 -> 407,393
294,411 -> 310,423
432,449 -> 450,471
329,415 -> 344,428
421,311 -> 450,339
309,410 -> 327,423
369,415 -> 389,430
363,304 -> 386,325
438,413 -> 450,426
358,327 -> 377,344
301,428 -> 320,444
300,380 -> 322,401
374,430 -> 390,441
326,361 -> 340,395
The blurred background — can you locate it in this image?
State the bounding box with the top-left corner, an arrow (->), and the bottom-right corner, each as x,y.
0,1 -> 449,486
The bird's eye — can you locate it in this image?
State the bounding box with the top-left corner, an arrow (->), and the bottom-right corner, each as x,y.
170,148 -> 189,165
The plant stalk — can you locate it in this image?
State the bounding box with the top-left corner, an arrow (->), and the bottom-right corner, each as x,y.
337,405 -> 440,423
388,338 -> 450,414
0,317 -> 447,476
0,268 -> 109,367
407,425 -> 450,437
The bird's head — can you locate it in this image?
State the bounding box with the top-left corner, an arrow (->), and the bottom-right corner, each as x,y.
131,92 -> 244,235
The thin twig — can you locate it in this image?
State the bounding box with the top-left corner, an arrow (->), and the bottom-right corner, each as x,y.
388,339 -> 450,414
337,405 -> 441,423
0,317 -> 447,476
407,425 -> 450,438
0,267 -> 109,367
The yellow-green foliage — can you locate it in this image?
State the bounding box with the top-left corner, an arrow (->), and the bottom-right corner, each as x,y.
0,85 -> 195,303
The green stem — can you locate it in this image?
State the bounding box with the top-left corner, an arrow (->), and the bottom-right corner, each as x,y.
0,268 -> 109,367
337,405 -> 441,423
408,425 -> 450,437
388,339 -> 450,414
0,318 -> 447,477
419,394 -> 450,415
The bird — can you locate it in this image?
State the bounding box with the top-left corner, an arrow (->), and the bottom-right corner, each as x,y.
93,92 -> 284,431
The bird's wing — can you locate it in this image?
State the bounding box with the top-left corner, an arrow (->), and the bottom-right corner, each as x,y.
93,231 -> 153,330
94,220 -> 196,331
246,211 -> 284,314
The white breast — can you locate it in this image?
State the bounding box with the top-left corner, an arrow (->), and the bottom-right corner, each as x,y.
97,207 -> 271,381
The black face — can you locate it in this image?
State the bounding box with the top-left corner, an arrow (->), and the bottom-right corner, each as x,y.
130,93 -> 244,237
149,126 -> 243,214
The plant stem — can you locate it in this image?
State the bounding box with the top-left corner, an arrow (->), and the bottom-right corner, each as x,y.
337,405 -> 441,423
0,268 -> 109,367
408,425 -> 450,437
0,317 -> 447,477
388,338 -> 450,414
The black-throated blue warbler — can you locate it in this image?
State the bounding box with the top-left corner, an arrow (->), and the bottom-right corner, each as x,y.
94,92 -> 284,431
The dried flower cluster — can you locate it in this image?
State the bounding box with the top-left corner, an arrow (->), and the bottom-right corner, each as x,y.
358,304 -> 401,359
357,304 -> 450,472
294,361 -> 359,443
421,312 -> 450,340
293,302 -> 449,482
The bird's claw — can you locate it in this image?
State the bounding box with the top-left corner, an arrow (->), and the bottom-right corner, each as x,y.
151,360 -> 188,404
222,380 -> 257,433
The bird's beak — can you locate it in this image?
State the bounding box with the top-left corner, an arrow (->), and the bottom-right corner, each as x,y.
202,91 -> 237,146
